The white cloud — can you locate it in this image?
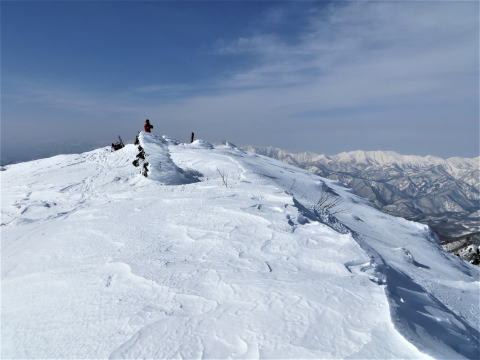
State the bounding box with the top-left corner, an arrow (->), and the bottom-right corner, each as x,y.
4,1 -> 478,158
215,1 -> 477,98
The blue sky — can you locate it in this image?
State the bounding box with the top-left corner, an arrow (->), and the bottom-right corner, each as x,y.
1,0 -> 478,164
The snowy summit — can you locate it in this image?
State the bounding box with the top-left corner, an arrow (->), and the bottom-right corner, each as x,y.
2,133 -> 479,359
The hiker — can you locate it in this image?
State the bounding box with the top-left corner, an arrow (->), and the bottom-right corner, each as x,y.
144,119 -> 153,133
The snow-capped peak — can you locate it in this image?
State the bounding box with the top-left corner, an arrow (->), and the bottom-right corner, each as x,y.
332,150 -> 479,169
243,146 -> 479,170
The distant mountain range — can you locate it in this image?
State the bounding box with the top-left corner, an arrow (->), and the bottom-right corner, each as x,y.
242,147 -> 479,261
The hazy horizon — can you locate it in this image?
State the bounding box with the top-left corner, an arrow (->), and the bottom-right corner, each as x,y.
2,1 -> 479,164
2,136 -> 479,167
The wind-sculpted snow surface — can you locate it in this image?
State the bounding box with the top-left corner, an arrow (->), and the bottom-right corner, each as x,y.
243,146 -> 480,240
137,132 -> 201,184
1,138 -> 479,359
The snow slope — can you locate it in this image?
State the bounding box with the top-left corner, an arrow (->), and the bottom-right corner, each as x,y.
1,133 -> 479,359
243,145 -> 480,241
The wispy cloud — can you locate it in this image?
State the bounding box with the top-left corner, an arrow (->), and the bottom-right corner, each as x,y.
215,1 -> 477,100
3,1 -> 478,160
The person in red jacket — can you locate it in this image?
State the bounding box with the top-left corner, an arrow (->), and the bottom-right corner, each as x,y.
144,119 -> 153,133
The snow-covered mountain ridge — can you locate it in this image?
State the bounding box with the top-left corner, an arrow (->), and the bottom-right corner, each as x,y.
2,134 -> 479,359
242,148 -> 478,168
242,146 -> 479,240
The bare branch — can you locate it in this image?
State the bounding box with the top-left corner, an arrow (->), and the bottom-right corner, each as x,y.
217,168 -> 229,188
312,191 -> 344,215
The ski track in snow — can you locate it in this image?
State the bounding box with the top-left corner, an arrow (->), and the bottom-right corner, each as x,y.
1,133 -> 479,359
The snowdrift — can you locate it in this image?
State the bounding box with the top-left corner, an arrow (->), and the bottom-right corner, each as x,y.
1,134 -> 479,359
135,132 -> 200,184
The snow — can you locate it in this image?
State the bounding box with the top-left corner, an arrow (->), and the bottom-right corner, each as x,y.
137,132 -> 200,184
1,132 -> 479,359
244,146 -> 479,176
325,150 -> 479,170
